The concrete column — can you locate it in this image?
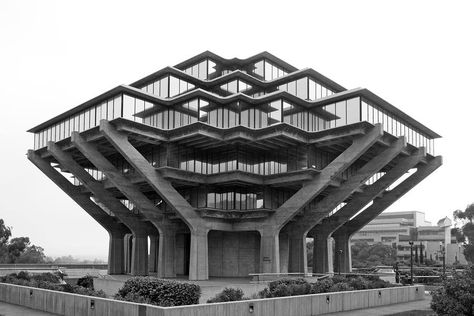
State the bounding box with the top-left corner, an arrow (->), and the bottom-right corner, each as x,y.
189,229 -> 209,280
149,235 -> 159,273
108,231 -> 126,275
288,232 -> 307,274
158,229 -> 176,278
279,232 -> 289,274
123,234 -> 133,274
333,230 -> 351,273
260,229 -> 280,274
131,234 -> 149,276
313,233 -> 331,273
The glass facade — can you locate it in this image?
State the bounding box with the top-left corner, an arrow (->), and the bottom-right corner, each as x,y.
278,76 -> 334,101
140,75 -> 195,98
252,59 -> 288,81
183,59 -> 217,80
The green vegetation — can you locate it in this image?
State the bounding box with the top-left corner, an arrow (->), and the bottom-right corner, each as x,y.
0,219 -> 46,263
453,204 -> 474,263
207,275 -> 396,304
207,287 -> 245,303
430,265 -> 474,316
0,271 -> 106,297
351,241 -> 397,268
115,277 -> 201,307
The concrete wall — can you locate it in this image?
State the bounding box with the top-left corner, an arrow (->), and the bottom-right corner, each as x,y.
208,231 -> 260,277
0,282 -> 425,316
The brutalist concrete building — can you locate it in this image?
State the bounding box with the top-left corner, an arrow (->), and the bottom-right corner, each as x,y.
27,52 -> 441,280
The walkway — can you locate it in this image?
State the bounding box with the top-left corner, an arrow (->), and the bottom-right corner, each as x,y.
322,293 -> 434,316
0,302 -> 57,316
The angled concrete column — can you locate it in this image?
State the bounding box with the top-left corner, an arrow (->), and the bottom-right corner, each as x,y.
189,229 -> 209,280
108,231 -> 126,274
332,155 -> 442,272
47,142 -> 154,276
333,230 -> 351,273
99,121 -> 203,229
260,228 -> 280,274
288,232 -> 307,273
131,233 -> 149,276
149,235 -> 159,273
312,231 -> 333,274
287,137 -> 405,272
158,228 -> 176,278
271,124 -> 383,231
27,150 -> 130,275
279,232 -> 289,273
99,121 -> 216,280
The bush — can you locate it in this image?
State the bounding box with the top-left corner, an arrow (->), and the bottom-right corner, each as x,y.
0,271 -> 105,298
258,278 -> 312,298
207,287 -> 245,303
431,265 -> 474,316
115,277 -> 201,307
77,275 -> 94,289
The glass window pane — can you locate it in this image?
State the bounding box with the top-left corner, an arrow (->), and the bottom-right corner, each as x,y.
347,97 -> 360,124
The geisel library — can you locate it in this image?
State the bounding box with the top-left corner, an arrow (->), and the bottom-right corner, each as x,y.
27,52 -> 442,280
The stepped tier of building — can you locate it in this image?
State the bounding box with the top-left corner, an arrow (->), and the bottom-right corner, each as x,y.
27,51 -> 442,280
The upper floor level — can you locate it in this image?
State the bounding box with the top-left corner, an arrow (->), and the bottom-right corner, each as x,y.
28,52 -> 441,154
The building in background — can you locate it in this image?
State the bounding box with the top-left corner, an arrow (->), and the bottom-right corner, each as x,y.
352,211 -> 467,265
27,51 -> 442,279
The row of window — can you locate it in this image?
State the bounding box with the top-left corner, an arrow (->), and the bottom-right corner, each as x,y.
34,92 -> 436,157
278,77 -> 335,101
140,75 -> 195,98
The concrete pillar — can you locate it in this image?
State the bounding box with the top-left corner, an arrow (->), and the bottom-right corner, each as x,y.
333,231 -> 351,273
288,232 -> 307,274
124,234 -> 133,274
149,235 -> 159,273
108,231 -> 126,275
313,233 -> 331,273
189,229 -> 208,280
158,229 -> 176,278
279,233 -> 289,274
131,234 -> 149,276
260,229 -> 280,274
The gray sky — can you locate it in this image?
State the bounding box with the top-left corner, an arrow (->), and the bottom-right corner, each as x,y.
1,0 -> 473,260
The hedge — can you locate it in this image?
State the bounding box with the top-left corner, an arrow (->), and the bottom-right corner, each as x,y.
115,277 -> 201,307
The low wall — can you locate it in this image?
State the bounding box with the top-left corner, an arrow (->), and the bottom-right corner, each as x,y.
0,282 -> 425,316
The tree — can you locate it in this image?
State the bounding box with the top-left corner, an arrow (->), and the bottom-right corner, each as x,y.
453,204 -> 474,263
431,265 -> 474,316
0,219 -> 46,264
351,241 -> 397,268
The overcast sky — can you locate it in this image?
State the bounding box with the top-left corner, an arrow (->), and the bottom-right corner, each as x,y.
1,1 -> 473,260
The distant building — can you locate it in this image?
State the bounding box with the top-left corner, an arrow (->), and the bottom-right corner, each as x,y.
352,211 -> 467,265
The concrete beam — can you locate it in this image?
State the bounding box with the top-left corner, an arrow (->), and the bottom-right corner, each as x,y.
100,121 -> 219,279
310,148 -> 426,273
47,142 -> 155,276
27,150 -> 130,275
270,124 -> 384,231
99,121 -> 204,229
286,136 -> 405,273
70,133 -> 178,277
332,155 -> 442,272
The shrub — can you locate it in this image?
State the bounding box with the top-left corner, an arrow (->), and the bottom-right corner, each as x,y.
115,277 -> 201,307
0,271 -> 105,298
431,265 -> 474,316
77,275 -> 94,289
207,287 -> 245,303
259,278 -> 312,298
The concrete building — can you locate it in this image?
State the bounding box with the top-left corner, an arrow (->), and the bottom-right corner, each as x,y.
27,52 -> 442,280
352,212 -> 467,265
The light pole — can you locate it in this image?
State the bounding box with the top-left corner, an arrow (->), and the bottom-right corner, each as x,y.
409,241 -> 414,284
338,249 -> 343,275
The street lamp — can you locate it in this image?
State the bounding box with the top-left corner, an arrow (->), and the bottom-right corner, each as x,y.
338,249 -> 343,275
409,241 -> 414,284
